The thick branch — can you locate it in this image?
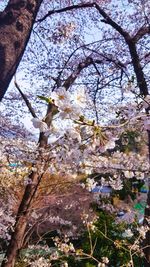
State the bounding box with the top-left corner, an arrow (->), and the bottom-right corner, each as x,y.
133,25 -> 150,43
84,45 -> 126,69
63,56 -> 94,90
126,40 -> 148,96
37,3 -> 94,22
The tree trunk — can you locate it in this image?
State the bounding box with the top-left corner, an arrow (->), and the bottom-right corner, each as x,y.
1,169 -> 45,267
1,103 -> 55,267
0,0 -> 43,101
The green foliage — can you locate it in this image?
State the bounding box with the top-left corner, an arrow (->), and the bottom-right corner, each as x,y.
81,212 -> 127,265
37,95 -> 53,104
85,263 -> 96,267
70,211 -> 143,267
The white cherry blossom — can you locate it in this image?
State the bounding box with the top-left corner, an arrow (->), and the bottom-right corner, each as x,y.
58,102 -> 81,120
109,176 -> 123,190
137,226 -> 149,239
72,86 -> 89,108
51,87 -> 71,107
122,229 -> 133,238
31,118 -> 49,133
124,170 -> 134,179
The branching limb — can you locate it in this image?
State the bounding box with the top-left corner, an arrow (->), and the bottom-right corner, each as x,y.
63,56 -> 94,90
133,25 -> 150,43
37,2 -> 131,41
14,77 -> 37,118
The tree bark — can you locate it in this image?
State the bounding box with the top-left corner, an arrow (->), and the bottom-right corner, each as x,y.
1,172 -> 40,267
1,103 -> 55,267
1,159 -> 51,267
126,39 -> 148,96
0,0 -> 43,101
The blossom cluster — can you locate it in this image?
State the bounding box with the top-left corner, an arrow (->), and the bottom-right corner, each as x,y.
1,85 -> 150,266
0,206 -> 15,240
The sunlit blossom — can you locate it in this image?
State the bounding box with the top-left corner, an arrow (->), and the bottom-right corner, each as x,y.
51,87 -> 70,107
66,127 -> 81,142
31,118 -> 49,133
124,170 -> 134,179
109,176 -> 123,190
72,86 -> 88,108
137,226 -> 149,239
58,103 -> 81,120
29,257 -> 51,267
82,178 -> 97,192
135,171 -> 145,179
122,229 -> 133,238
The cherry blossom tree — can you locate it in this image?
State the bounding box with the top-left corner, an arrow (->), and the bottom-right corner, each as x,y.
1,0 -> 150,266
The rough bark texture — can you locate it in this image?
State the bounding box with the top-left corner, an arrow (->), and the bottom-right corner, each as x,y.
0,0 -> 43,101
